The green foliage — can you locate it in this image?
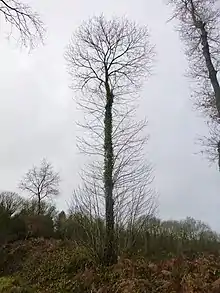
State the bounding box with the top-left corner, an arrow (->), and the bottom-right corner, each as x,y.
2,189 -> 220,264
0,207 -> 11,245
9,215 -> 27,241
23,214 -> 54,238
19,199 -> 57,219
2,191 -> 220,292
0,276 -> 34,293
10,239 -> 95,292
1,191 -> 220,263
0,193 -> 57,244
0,277 -> 14,291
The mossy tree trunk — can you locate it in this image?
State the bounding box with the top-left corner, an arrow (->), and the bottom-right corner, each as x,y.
103,73 -> 117,265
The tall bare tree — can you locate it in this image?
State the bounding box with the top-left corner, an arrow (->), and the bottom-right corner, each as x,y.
65,15 -> 155,265
19,159 -> 60,215
167,0 -> 220,168
0,0 -> 45,48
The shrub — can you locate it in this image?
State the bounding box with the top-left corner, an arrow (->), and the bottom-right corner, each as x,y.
0,276 -> 34,293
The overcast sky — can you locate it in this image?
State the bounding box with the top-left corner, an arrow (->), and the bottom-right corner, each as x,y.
0,0 -> 220,230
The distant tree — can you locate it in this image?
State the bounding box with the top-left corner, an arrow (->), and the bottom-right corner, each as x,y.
19,159 -> 60,215
167,0 -> 220,168
0,191 -> 22,216
65,15 -> 155,265
0,204 -> 11,244
19,198 -> 57,219
0,0 -> 45,48
55,211 -> 67,239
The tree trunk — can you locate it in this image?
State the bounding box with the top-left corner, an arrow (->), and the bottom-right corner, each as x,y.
190,0 -> 220,169
200,24 -> 220,117
189,0 -> 220,116
103,78 -> 117,265
199,24 -> 220,169
37,194 -> 41,215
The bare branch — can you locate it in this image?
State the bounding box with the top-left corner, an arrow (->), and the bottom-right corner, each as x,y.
0,0 -> 45,48
196,122 -> 220,167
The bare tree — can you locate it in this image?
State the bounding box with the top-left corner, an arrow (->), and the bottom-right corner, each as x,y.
0,0 -> 45,48
65,14 -> 155,265
19,158 -> 60,215
0,191 -> 22,215
167,0 -> 220,167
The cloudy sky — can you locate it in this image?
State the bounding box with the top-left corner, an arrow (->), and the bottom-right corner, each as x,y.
0,0 -> 220,230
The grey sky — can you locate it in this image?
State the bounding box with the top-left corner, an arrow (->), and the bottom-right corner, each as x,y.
0,0 -> 220,230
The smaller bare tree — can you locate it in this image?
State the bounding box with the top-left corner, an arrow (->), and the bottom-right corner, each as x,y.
0,191 -> 22,215
0,0 -> 45,48
19,159 -> 60,215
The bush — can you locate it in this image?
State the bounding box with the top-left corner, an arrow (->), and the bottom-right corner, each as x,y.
23,215 -> 54,239
10,239 -> 95,292
9,215 -> 27,242
0,276 -> 34,293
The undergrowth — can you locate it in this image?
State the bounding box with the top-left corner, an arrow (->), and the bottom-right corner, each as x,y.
1,238 -> 220,292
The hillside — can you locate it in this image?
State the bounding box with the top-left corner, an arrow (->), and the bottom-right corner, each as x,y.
1,238 -> 220,292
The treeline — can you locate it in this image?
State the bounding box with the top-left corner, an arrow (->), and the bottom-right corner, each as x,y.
0,192 -> 56,243
1,191 -> 220,260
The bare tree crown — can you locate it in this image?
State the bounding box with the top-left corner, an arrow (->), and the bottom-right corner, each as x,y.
65,15 -> 154,97
0,191 -> 22,215
0,0 -> 45,48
